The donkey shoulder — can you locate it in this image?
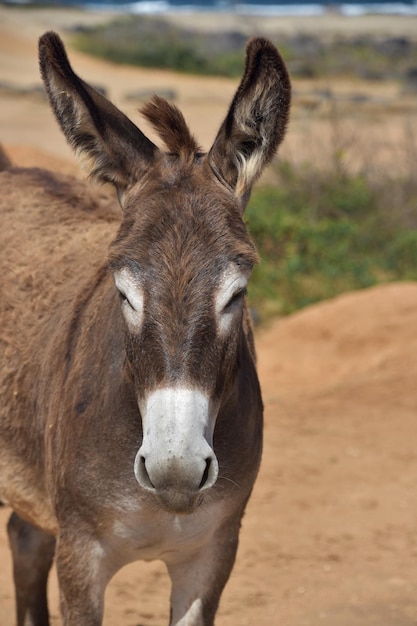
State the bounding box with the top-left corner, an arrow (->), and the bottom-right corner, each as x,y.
0,166 -> 119,379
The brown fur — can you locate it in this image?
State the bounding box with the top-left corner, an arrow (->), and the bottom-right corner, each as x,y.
0,32 -> 291,626
141,95 -> 201,160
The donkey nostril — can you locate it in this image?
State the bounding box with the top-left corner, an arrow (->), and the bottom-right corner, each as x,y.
138,456 -> 156,490
199,458 -> 212,490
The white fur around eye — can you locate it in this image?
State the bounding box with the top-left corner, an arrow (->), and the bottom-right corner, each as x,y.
114,268 -> 144,331
215,265 -> 248,335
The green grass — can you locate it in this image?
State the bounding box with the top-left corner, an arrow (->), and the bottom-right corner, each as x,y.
246,160 -> 417,319
71,17 -> 417,82
72,18 -> 246,77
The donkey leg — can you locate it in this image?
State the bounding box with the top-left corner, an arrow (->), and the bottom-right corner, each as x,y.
55,530 -> 114,626
7,512 -> 56,626
166,517 -> 242,626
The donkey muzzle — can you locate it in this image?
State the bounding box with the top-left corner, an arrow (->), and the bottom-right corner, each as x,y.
134,387 -> 219,514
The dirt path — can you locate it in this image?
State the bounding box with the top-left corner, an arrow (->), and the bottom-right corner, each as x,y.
1,7 -> 417,625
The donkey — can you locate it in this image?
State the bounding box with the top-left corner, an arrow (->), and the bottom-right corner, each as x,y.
0,32 -> 290,625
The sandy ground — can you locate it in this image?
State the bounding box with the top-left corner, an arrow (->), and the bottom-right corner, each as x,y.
1,7 -> 417,626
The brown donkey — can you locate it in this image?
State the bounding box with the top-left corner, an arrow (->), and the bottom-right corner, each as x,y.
0,32 -> 290,625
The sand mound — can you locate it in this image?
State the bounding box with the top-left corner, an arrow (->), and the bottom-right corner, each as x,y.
258,282 -> 417,397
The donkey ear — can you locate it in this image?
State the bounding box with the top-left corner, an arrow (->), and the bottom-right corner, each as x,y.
39,31 -> 157,191
208,37 -> 291,204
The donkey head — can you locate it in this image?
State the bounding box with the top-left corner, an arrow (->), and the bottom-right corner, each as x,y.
39,32 -> 291,514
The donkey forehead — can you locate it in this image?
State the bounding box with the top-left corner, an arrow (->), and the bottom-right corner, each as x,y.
122,156 -> 231,221
111,163 -> 257,276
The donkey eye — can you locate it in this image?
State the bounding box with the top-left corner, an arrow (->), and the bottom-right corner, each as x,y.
118,290 -> 128,304
114,268 -> 144,332
118,289 -> 135,310
224,288 -> 246,312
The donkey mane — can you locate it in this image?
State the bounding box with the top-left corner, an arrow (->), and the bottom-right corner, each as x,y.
141,96 -> 201,160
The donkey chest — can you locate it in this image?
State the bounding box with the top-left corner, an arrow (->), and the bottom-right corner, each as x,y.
107,500 -> 226,565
